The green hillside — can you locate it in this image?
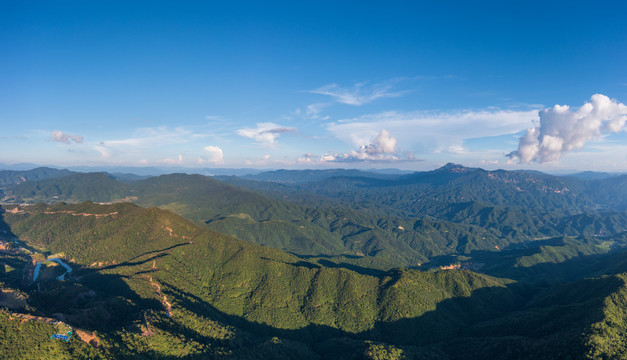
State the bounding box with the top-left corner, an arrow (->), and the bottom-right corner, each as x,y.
1,172 -> 126,203
4,167 -> 627,272
0,167 -> 74,186
2,202 -> 627,359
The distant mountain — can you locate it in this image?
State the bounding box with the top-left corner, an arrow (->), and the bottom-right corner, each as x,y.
4,166 -> 627,271
65,165 -> 267,177
0,167 -> 74,186
107,172 -> 151,183
0,162 -> 48,171
298,163 -> 593,216
583,174 -> 627,211
241,169 -> 401,184
2,172 -> 127,203
566,171 -> 625,180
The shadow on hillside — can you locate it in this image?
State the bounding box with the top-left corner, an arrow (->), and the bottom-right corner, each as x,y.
0,211 -> 45,257
2,205 -> 624,358
422,234 -> 627,285
129,242 -> 191,261
0,209 -> 167,332
0,210 -> 33,285
470,239 -> 627,284
290,253 -> 385,276
27,268 -> 164,332
293,253 -> 365,260
315,259 -> 384,276
151,260 -> 624,359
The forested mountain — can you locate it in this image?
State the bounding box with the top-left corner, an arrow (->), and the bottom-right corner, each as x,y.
240,168 -> 401,184
2,202 -> 627,359
0,167 -> 74,186
2,165 -> 627,272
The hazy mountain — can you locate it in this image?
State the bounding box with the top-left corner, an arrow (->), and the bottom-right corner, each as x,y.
3,165 -> 627,271
0,167 -> 74,186
565,171 -> 626,180
240,169 -> 401,184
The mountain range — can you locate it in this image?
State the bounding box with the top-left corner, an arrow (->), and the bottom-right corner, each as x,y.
1,164 -> 627,359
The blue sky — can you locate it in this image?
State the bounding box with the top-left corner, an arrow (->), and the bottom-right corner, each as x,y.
2,0 -> 627,171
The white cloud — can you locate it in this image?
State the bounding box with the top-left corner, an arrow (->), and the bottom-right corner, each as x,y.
162,154 -> 183,165
305,102 -> 331,120
310,80 -> 407,106
50,130 -> 84,144
359,129 -> 397,155
327,108 -> 539,155
198,145 -> 224,164
103,126 -> 193,148
235,122 -> 296,145
508,94 -> 627,163
94,126 -> 197,158
94,144 -> 111,158
301,130 -> 416,163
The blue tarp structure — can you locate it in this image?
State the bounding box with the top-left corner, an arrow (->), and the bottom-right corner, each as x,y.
50,331 -> 72,342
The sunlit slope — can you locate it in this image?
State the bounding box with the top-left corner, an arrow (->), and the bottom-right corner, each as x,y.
3,202 -> 511,335
3,202 -> 627,358
4,168 -> 627,271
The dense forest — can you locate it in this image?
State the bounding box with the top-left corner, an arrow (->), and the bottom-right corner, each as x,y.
1,165 -> 627,359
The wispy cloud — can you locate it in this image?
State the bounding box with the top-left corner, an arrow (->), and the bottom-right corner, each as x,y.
305,102 -> 331,120
507,94 -> 627,163
94,126 -> 196,157
235,122 -> 297,146
310,80 -> 408,106
327,108 -> 539,156
50,130 -> 84,144
102,126 -> 194,148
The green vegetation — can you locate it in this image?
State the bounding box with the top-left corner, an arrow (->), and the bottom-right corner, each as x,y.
3,165 -> 627,358
0,167 -> 73,186
5,166 -> 627,271
1,201 -> 627,358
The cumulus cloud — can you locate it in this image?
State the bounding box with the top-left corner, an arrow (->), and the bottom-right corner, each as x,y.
508,94 -> 627,163
300,130 -> 416,163
198,145 -> 224,164
360,129 -> 397,155
235,122 -> 296,145
50,130 -> 84,144
310,80 -> 407,106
